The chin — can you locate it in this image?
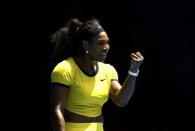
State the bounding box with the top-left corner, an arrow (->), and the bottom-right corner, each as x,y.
93,55 -> 107,62
97,57 -> 106,62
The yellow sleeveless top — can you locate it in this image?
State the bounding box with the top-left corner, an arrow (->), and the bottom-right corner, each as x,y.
51,57 -> 118,117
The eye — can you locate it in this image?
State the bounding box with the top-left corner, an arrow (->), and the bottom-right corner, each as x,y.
98,40 -> 109,46
98,41 -> 105,45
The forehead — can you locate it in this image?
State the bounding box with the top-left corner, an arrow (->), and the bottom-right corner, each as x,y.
91,31 -> 109,41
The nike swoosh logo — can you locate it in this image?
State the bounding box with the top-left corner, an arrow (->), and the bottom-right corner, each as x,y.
100,79 -> 106,81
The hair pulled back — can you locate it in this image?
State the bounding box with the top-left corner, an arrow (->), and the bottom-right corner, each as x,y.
50,18 -> 104,64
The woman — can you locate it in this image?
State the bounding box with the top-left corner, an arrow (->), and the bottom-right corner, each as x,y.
50,18 -> 144,131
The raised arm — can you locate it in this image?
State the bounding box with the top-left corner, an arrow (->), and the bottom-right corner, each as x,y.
110,51 -> 144,107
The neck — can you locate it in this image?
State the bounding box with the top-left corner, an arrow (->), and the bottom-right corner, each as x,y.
75,55 -> 96,68
74,55 -> 98,75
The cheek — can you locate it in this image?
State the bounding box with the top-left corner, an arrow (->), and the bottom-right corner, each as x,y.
91,48 -> 101,57
91,46 -> 101,52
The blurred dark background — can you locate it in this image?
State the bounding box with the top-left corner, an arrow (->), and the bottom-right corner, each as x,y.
1,0 -> 194,131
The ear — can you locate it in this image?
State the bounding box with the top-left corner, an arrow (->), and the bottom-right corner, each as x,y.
82,40 -> 89,50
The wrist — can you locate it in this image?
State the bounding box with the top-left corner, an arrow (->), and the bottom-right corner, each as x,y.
128,69 -> 139,77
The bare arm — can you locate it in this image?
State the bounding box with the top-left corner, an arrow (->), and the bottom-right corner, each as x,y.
110,51 -> 144,107
50,84 -> 69,131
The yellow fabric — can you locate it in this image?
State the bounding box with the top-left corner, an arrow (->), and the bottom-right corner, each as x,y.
65,122 -> 103,131
51,57 -> 118,117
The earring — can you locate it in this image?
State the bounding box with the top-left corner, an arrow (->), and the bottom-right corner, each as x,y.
85,50 -> 89,54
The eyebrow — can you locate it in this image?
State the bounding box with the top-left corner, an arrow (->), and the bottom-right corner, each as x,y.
97,38 -> 110,42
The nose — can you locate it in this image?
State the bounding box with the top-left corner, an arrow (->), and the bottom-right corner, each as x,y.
103,43 -> 110,50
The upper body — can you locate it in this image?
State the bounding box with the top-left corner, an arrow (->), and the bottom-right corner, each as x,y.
50,18 -> 144,131
51,56 -> 118,117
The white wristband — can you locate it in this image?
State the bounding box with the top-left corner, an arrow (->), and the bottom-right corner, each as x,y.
128,69 -> 139,77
